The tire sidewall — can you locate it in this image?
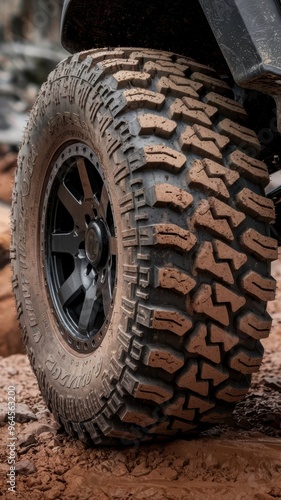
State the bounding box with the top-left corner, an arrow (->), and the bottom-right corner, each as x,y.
15,79 -> 126,409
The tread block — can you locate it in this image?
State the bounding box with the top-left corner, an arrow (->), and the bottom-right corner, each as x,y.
191,72 -> 232,96
124,88 -> 165,110
228,346 -> 264,374
214,283 -> 246,312
146,183 -> 193,212
122,228 -> 138,246
176,359 -> 209,396
169,74 -> 204,93
129,50 -> 172,62
187,60 -> 217,75
185,323 -> 221,363
79,49 -> 125,63
238,311 -> 272,339
168,98 -> 212,127
99,58 -> 139,75
188,159 -> 231,199
171,420 -> 197,431
216,381 -> 249,402
205,158 -> 239,186
143,345 -> 184,374
209,197 -> 246,228
194,241 -> 234,285
133,377 -> 173,404
200,408 -> 233,423
200,361 -> 229,386
187,394 -> 215,413
129,145 -> 186,174
228,150 -> 269,186
192,284 -> 229,326
156,266 -> 196,295
206,92 -> 248,120
119,406 -> 157,426
113,160 -> 129,183
119,192 -> 134,214
192,200 -> 234,242
210,324 -> 239,352
156,75 -> 201,98
181,96 -> 217,120
137,305 -> 193,336
179,124 -> 229,163
141,145 -> 186,173
121,369 -> 173,404
236,188 -> 275,223
113,70 -> 151,88
213,240 -> 247,271
241,270 -> 276,301
163,395 -> 195,421
147,422 -> 177,435
105,428 -> 142,441
144,60 -> 188,77
240,228 -> 278,261
218,118 -> 261,152
139,224 -> 197,252
137,113 -> 177,138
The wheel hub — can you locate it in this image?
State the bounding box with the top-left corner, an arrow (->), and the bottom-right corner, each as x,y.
86,219 -> 109,268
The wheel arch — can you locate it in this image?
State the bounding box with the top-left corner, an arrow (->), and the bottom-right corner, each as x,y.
61,0 -> 227,71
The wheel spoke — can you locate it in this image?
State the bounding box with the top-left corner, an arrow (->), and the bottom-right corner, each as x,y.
100,184 -> 109,220
58,266 -> 82,308
77,158 -> 93,201
58,183 -> 81,223
79,284 -> 101,332
91,184 -> 109,219
51,231 -> 80,257
100,272 -> 112,317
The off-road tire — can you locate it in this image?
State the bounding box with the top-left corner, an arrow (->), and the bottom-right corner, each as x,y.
11,48 -> 277,445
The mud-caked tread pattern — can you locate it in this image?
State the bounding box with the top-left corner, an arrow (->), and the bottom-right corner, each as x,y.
156,75 -> 202,98
179,124 -> 230,163
188,158 -> 239,200
241,271 -> 276,302
12,47 -> 277,446
191,72 -> 232,97
145,183 -> 193,212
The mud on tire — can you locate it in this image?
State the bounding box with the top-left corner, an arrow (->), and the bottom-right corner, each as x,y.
11,48 -> 278,444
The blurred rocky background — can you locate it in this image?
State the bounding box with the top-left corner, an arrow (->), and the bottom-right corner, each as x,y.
0,0 -> 66,356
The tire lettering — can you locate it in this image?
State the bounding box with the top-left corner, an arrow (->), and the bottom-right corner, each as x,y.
45,354 -> 103,387
20,273 -> 39,329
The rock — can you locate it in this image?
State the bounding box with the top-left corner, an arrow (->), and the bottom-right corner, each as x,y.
18,422 -> 58,448
111,463 -> 129,477
131,463 -> 151,477
0,402 -> 36,425
6,366 -> 18,376
16,459 -> 37,475
264,376 -> 281,392
15,403 -> 37,423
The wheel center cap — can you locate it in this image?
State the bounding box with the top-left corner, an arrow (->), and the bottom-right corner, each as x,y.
86,220 -> 108,267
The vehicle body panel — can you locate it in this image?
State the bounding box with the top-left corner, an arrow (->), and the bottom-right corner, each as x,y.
61,0 -> 281,94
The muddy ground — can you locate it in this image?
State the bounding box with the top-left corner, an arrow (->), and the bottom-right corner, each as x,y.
0,262 -> 280,500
